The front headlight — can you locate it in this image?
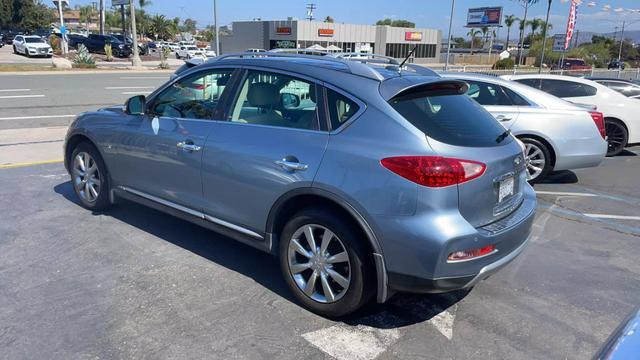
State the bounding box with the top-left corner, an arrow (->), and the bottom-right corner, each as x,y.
118,44 -> 124,49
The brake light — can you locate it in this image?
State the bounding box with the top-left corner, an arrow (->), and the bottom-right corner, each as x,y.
380,156 -> 486,188
589,111 -> 606,139
193,84 -> 205,90
447,245 -> 496,262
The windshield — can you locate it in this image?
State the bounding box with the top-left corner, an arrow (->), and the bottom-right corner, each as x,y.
187,46 -> 198,51
389,92 -> 511,147
25,38 -> 45,43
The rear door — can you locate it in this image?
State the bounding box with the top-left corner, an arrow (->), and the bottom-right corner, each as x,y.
466,80 -> 520,128
201,68 -> 329,236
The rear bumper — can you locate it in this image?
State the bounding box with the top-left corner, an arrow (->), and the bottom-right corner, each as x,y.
553,138 -> 607,171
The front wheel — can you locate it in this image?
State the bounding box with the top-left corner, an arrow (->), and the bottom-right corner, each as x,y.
605,119 -> 628,157
521,137 -> 552,184
70,142 -> 112,211
279,209 -> 373,317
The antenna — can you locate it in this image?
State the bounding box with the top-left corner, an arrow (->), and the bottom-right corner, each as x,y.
399,45 -> 417,68
306,3 -> 316,21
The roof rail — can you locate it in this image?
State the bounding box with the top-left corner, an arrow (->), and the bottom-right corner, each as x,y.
211,52 -> 385,81
268,48 -> 330,56
332,53 -> 400,65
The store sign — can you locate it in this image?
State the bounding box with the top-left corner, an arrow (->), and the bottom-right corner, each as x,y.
276,27 -> 291,35
271,40 -> 296,49
318,29 -> 334,37
405,32 -> 423,41
112,0 -> 128,6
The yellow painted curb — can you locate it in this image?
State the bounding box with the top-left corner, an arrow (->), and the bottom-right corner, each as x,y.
0,159 -> 63,169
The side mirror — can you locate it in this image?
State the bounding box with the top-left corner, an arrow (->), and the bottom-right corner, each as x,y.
125,95 -> 146,115
281,92 -> 301,109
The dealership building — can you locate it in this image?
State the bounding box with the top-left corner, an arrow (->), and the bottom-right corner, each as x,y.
220,19 -> 442,63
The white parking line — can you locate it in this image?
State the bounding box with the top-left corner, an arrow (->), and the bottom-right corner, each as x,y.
121,91 -> 152,95
0,115 -> 75,121
105,86 -> 155,90
427,307 -> 456,340
535,191 -> 597,197
0,89 -> 31,92
0,94 -> 45,99
583,214 -> 640,221
119,76 -> 167,80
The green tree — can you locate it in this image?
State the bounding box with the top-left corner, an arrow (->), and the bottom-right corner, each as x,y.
182,18 -> 197,33
467,28 -> 481,50
79,5 -> 96,31
324,16 -> 334,23
480,26 -> 489,47
150,14 -> 176,40
375,18 -> 415,28
504,14 -> 518,48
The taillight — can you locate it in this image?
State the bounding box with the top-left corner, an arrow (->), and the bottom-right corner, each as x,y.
589,111 -> 606,139
447,245 -> 496,262
193,84 -> 205,90
380,156 -> 486,188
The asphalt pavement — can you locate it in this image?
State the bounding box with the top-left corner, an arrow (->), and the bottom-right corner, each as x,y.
1,71 -> 639,359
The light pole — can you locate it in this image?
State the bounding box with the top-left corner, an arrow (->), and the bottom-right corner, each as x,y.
516,0 -> 538,68
444,0 -> 455,71
99,0 -> 105,35
53,0 -> 69,55
213,0 -> 220,56
538,0 -> 552,73
129,0 -> 142,67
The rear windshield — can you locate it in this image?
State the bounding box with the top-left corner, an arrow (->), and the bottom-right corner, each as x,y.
389,92 -> 512,147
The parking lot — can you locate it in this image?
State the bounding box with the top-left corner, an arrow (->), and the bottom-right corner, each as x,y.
0,43 -> 52,64
0,71 -> 638,359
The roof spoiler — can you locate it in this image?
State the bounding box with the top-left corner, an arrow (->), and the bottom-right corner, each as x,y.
381,79 -> 469,101
170,58 -> 206,80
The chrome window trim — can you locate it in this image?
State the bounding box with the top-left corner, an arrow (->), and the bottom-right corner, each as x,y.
322,82 -> 368,135
117,185 -> 264,240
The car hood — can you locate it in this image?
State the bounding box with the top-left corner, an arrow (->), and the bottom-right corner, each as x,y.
25,43 -> 50,48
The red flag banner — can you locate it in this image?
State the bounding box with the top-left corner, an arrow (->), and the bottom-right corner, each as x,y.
564,0 -> 579,50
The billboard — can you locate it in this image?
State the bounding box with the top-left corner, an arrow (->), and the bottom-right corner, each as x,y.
112,0 -> 128,6
466,7 -> 503,27
404,32 -> 423,41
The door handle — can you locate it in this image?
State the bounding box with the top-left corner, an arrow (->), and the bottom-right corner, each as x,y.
275,159 -> 308,171
176,141 -> 201,152
496,115 -> 512,122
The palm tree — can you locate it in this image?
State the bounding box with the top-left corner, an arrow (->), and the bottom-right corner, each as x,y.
150,14 -> 176,40
138,0 -> 152,7
467,28 -> 481,50
528,18 -> 542,37
480,26 -> 489,47
79,5 -> 96,32
504,15 -> 518,49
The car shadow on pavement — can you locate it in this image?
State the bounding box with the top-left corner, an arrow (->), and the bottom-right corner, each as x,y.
54,180 -> 469,327
540,170 -> 579,184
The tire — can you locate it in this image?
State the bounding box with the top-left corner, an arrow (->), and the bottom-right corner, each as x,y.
13,45 -> 17,54
605,119 -> 628,157
175,53 -> 180,59
69,142 -> 111,211
520,137 -> 552,184
279,208 -> 374,317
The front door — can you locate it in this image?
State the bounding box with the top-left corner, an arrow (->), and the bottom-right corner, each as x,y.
115,68 -> 236,210
201,69 -> 329,235
466,80 -> 520,129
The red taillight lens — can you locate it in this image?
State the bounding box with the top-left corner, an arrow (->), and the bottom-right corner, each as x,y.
193,84 -> 205,90
589,111 -> 606,139
447,245 -> 496,262
380,156 -> 486,188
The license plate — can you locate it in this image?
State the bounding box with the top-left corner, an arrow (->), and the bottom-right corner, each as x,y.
498,176 -> 515,203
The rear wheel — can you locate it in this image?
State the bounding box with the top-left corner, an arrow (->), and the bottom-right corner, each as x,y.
605,119 -> 628,157
279,209 -> 373,317
70,142 -> 111,211
13,45 -> 17,54
521,137 -> 552,183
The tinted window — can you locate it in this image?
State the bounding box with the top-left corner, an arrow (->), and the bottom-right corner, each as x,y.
502,86 -> 531,106
25,37 -> 44,43
602,82 -> 640,98
228,70 -> 319,130
390,93 -> 511,147
150,69 -> 233,120
514,78 -> 542,90
326,88 -> 360,130
466,81 -> 513,106
539,79 -> 597,98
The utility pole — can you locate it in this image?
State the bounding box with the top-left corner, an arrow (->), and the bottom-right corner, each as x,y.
213,0 -> 219,56
539,0 -> 552,73
444,0 -> 455,71
306,3 -> 316,21
129,0 -> 142,67
618,21 -> 625,62
516,1 -> 531,67
99,0 -> 105,35
55,0 -> 68,55
120,5 -> 126,39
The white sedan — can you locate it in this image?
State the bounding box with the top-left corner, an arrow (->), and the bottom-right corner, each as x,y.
503,74 -> 639,156
12,35 -> 53,58
443,73 -> 607,182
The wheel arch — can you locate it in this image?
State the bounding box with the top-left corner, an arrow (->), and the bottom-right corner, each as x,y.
604,116 -> 629,132
516,133 -> 557,168
64,132 -> 106,173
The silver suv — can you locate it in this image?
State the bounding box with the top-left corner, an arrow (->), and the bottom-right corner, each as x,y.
64,53 -> 536,317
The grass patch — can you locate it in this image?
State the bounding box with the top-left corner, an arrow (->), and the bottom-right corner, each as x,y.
72,63 -> 97,69
0,64 -> 58,72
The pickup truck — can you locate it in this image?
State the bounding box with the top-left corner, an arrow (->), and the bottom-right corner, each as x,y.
553,58 -> 592,71
73,34 -> 131,58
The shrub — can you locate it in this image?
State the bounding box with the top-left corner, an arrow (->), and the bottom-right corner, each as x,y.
73,44 -> 96,68
104,44 -> 113,62
159,46 -> 171,69
493,58 -> 515,70
49,35 -> 61,55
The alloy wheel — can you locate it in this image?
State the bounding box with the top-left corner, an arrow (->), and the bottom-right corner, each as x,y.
605,121 -> 626,155
287,224 -> 351,303
72,152 -> 101,203
524,142 -> 546,181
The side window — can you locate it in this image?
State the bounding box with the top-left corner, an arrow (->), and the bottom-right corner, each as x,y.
465,81 -> 513,106
228,70 -> 319,130
326,88 -> 360,130
540,79 -> 597,98
149,69 -> 233,120
501,86 -> 530,106
514,78 -> 542,90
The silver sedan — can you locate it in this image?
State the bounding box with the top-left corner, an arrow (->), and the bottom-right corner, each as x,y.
442,73 -> 608,183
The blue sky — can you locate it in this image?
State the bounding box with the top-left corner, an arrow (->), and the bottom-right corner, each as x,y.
72,0 -> 640,37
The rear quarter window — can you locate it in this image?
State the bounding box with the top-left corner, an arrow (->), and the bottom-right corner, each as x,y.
389,93 -> 511,147
539,79 -> 597,98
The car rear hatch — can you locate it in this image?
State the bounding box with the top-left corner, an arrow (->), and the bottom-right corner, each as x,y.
384,77 -> 527,227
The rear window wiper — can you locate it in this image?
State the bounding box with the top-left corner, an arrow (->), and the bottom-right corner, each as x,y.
496,128 -> 511,143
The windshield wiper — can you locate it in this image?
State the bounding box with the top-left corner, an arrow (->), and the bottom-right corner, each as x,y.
496,128 -> 511,143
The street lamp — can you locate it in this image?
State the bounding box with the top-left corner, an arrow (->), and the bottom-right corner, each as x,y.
129,0 -> 142,67
539,0 -> 552,73
444,0 -> 455,71
52,0 -> 69,55
515,0 -> 539,68
213,0 -> 220,56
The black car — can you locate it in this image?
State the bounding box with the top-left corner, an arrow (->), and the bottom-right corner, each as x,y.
0,34 -> 3,48
608,59 -> 626,70
75,34 -> 131,58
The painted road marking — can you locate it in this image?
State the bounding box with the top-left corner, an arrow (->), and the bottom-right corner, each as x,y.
427,306 -> 456,340
122,91 -> 153,95
302,319 -> 401,360
0,115 -> 75,121
119,76 -> 167,80
0,89 -> 31,92
0,94 -> 45,99
584,214 -> 640,221
536,191 -> 597,197
105,86 -> 155,90
0,159 -> 63,169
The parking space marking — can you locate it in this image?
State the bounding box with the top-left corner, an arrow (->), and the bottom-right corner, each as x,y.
583,214 -> 640,221
0,115 -> 75,121
0,159 -> 63,169
0,89 -> 31,92
121,91 -> 153,95
535,191 -> 597,197
302,319 -> 401,360
104,86 -> 155,90
0,94 -> 45,99
427,306 -> 456,340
